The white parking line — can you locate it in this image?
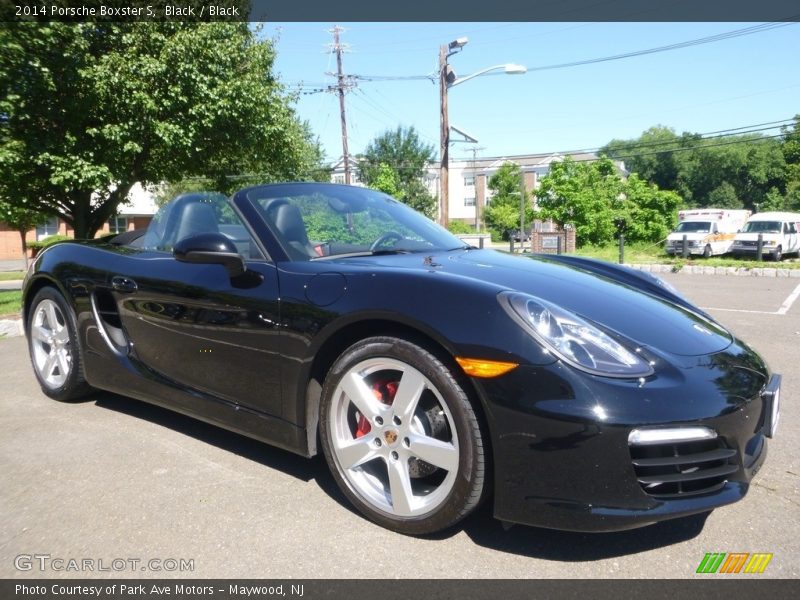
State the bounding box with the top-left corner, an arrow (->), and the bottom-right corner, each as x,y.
701,282 -> 800,316
777,282 -> 800,315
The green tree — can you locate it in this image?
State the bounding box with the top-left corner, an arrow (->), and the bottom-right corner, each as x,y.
0,22 -> 322,239
358,126 -> 436,218
483,162 -> 534,238
602,126 -> 786,210
602,126 -> 691,193
537,157 -> 680,246
706,181 -> 741,208
371,163 -> 402,198
781,115 -> 800,210
618,174 -> 682,243
536,158 -> 623,245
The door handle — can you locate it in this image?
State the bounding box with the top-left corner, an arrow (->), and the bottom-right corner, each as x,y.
112,276 -> 138,294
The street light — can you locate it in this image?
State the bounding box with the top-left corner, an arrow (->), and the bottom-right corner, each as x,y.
439,38 -> 526,228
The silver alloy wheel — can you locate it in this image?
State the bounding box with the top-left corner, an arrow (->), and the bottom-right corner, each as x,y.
328,358 -> 459,518
30,298 -> 72,389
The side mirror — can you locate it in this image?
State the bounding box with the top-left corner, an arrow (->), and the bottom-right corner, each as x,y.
173,232 -> 246,278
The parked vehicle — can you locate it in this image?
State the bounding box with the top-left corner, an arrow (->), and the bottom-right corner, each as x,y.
509,228 -> 531,243
665,209 -> 751,258
730,211 -> 800,261
23,183 -> 780,534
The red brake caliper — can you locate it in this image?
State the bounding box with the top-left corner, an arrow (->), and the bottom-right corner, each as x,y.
355,379 -> 399,438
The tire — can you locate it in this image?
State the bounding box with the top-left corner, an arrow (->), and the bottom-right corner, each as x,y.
703,245 -> 712,258
773,246 -> 782,262
319,336 -> 486,535
27,286 -> 91,401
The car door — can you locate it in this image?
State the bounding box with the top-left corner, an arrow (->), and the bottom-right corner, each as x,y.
787,221 -> 799,253
109,194 -> 284,417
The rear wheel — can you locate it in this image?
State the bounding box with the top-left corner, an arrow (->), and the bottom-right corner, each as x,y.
319,336 -> 486,535
27,287 -> 91,401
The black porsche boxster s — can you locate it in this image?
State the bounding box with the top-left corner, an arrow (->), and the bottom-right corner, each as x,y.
22,183 -> 781,534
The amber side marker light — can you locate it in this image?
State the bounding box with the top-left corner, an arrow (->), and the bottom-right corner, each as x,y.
455,357 -> 519,378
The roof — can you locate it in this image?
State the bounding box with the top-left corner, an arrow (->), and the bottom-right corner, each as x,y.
748,212 -> 800,221
117,183 -> 157,216
451,151 -> 600,170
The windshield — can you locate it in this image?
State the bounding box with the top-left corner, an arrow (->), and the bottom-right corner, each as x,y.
742,221 -> 781,234
675,221 -> 711,233
242,183 -> 466,261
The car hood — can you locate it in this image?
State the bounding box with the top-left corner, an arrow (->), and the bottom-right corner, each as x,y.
333,249 -> 732,357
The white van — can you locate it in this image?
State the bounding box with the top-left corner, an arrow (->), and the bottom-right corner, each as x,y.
666,209 -> 751,258
731,212 -> 800,261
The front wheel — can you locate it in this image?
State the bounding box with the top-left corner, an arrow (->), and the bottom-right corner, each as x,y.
319,336 -> 486,535
703,244 -> 712,258
773,246 -> 783,262
27,287 -> 91,401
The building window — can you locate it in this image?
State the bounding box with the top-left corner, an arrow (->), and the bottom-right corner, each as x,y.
36,217 -> 59,241
464,196 -> 476,207
332,175 -> 345,184
464,176 -> 475,187
108,215 -> 129,234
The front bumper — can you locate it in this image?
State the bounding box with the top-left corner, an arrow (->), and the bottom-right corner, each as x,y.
665,245 -> 705,256
478,358 -> 779,532
730,246 -> 779,258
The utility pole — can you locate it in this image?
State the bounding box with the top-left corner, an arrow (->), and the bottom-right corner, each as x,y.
439,44 -> 450,228
520,171 -> 527,253
469,146 -> 485,232
329,26 -> 353,184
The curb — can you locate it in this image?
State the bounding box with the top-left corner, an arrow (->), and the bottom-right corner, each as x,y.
626,264 -> 800,278
0,318 -> 23,339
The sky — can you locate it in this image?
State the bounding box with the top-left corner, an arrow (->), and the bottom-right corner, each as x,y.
266,22 -> 799,163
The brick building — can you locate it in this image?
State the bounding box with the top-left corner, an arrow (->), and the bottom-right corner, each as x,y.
0,183 -> 157,261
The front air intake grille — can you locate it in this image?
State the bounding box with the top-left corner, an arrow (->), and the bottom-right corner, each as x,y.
629,438 -> 739,498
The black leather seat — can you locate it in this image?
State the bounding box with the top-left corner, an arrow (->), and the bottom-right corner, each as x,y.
267,201 -> 317,260
173,201 -> 220,243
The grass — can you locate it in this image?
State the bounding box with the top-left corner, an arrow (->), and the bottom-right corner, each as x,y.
572,242 -> 800,269
0,290 -> 22,317
0,271 -> 25,281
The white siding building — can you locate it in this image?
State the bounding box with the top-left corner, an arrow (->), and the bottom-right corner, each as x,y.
330,152 -> 625,227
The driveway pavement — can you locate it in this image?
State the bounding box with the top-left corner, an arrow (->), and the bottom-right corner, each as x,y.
0,273 -> 797,579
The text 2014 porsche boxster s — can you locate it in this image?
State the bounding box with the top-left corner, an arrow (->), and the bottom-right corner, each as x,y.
22,183 -> 781,534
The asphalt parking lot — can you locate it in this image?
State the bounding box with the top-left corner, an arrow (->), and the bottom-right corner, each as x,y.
1,273 -> 798,579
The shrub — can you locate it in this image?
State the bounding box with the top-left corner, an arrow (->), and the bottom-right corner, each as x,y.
447,221 -> 474,234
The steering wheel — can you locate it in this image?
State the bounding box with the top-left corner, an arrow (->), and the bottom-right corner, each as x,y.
370,231 -> 403,251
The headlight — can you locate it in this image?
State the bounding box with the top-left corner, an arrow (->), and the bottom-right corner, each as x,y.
498,292 -> 654,378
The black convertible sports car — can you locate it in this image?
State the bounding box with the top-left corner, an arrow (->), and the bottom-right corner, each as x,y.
22,183 -> 781,534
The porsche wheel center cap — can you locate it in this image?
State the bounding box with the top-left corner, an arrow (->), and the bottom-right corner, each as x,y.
383,430 -> 399,445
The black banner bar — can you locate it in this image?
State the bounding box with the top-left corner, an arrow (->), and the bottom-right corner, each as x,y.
2,0 -> 800,23
2,580 -> 798,600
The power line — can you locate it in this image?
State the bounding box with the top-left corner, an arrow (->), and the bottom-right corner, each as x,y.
595,132 -> 788,163
345,22 -> 798,83
449,118 -> 795,160
593,120 -> 795,155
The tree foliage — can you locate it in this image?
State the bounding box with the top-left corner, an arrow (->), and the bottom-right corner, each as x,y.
0,22 -> 323,238
536,157 -> 680,246
781,115 -> 800,210
358,126 -> 436,218
601,125 -> 788,210
483,162 -> 534,237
